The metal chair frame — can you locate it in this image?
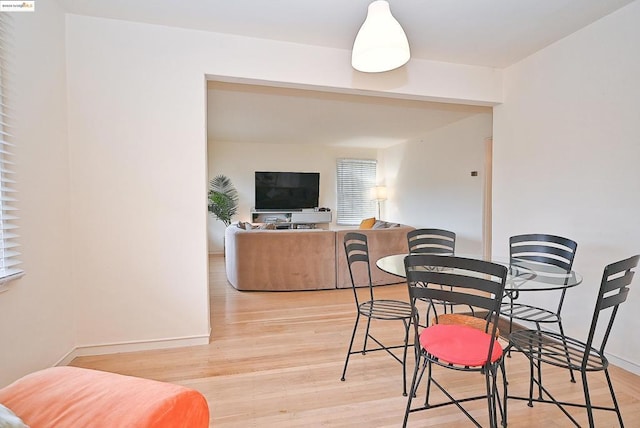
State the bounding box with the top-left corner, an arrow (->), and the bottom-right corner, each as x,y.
340,232 -> 412,396
407,229 -> 474,320
503,233 -> 578,383
507,255 -> 639,427
403,254 -> 508,428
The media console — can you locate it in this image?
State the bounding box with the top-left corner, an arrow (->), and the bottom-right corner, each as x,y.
250,209 -> 332,229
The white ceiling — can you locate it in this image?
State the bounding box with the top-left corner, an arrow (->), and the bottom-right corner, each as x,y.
59,0 -> 634,147
207,82 -> 490,147
59,0 -> 633,68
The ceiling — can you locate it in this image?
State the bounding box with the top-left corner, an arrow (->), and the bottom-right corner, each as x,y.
59,0 -> 633,68
207,82 -> 490,147
59,0 -> 634,147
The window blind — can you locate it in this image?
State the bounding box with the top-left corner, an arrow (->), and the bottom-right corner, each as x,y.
0,14 -> 22,286
336,158 -> 377,225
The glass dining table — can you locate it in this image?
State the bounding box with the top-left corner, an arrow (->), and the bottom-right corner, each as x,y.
376,253 -> 583,293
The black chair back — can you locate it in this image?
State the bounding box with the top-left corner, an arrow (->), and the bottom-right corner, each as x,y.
404,254 -> 507,343
585,254 -> 639,364
407,229 -> 456,255
344,232 -> 374,304
510,233 -> 577,272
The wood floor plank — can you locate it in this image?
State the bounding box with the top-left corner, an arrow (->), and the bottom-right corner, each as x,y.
70,254 -> 640,427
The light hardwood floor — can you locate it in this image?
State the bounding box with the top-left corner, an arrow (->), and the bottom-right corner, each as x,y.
70,255 -> 640,427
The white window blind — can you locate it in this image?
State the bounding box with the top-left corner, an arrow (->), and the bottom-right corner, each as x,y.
336,158 -> 377,225
0,14 -> 22,286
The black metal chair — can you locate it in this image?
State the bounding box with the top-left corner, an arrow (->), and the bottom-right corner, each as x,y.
502,233 -> 578,381
340,232 -> 412,396
407,228 -> 480,325
403,254 -> 508,428
508,254 -> 639,427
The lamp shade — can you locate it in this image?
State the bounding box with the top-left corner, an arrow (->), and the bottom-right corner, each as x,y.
373,185 -> 388,201
352,1 -> 410,73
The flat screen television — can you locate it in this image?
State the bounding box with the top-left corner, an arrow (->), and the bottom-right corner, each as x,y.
255,171 -> 320,210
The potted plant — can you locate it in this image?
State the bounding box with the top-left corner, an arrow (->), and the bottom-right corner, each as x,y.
208,175 -> 239,227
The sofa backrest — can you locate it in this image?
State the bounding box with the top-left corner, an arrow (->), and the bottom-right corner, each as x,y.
225,227 -> 337,291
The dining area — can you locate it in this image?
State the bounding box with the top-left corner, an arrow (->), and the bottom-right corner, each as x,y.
340,229 -> 639,427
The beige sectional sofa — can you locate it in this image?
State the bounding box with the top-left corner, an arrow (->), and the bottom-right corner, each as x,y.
225,223 -> 415,291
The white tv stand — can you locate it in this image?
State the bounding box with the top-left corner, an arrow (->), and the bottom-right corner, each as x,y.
251,209 -> 332,229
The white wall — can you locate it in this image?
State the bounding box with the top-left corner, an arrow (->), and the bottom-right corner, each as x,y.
24,11 -> 500,368
65,17 -> 212,350
62,9 -> 500,352
380,113 -> 492,256
493,1 -> 640,373
207,141 -> 377,252
0,2 -> 75,385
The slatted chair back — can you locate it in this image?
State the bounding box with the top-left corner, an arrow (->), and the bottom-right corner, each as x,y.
404,254 -> 507,351
510,233 -> 577,272
407,228 -> 456,255
344,232 -> 375,304
584,254 -> 639,366
508,233 -> 578,326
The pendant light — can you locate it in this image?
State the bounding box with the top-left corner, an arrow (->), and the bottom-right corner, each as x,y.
352,1 -> 410,73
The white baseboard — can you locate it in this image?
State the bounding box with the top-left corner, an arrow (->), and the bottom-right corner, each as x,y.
606,352 -> 640,376
55,349 -> 78,366
53,332 -> 639,379
55,332 -> 211,365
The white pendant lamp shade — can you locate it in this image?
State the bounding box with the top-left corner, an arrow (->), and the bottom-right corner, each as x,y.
352,1 -> 410,73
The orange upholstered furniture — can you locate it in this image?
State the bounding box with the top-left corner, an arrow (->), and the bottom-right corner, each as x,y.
0,366 -> 209,428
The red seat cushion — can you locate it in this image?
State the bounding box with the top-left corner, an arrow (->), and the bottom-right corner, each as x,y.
419,324 -> 503,366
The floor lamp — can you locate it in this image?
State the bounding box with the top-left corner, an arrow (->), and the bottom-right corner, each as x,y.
373,186 -> 387,219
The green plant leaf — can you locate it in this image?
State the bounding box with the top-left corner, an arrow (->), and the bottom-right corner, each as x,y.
208,175 -> 239,227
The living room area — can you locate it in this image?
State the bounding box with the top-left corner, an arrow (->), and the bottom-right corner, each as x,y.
206,81 -> 493,258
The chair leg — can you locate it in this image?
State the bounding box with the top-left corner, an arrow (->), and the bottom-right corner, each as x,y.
340,314 -> 360,381
500,360 -> 508,427
401,318 -> 410,396
485,367 -> 496,428
533,323 -> 544,400
604,368 -> 625,428
506,292 -> 516,358
527,343 -> 535,407
362,316 -> 372,354
582,371 -> 596,428
488,363 -> 505,428
424,360 -> 433,406
403,350 -> 425,428
557,320 -> 576,383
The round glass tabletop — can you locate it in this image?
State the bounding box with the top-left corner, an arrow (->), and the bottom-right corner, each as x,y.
376,254 -> 582,292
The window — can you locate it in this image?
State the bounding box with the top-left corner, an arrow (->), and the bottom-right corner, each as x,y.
0,14 -> 22,288
336,158 -> 377,225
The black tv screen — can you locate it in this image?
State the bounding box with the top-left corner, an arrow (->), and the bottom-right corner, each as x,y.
255,171 -> 320,210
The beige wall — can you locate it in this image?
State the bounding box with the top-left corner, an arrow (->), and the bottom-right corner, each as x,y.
493,1 -> 640,373
0,2 -> 75,385
65,17 -> 212,351
381,113 -> 493,256
63,12 -> 500,360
